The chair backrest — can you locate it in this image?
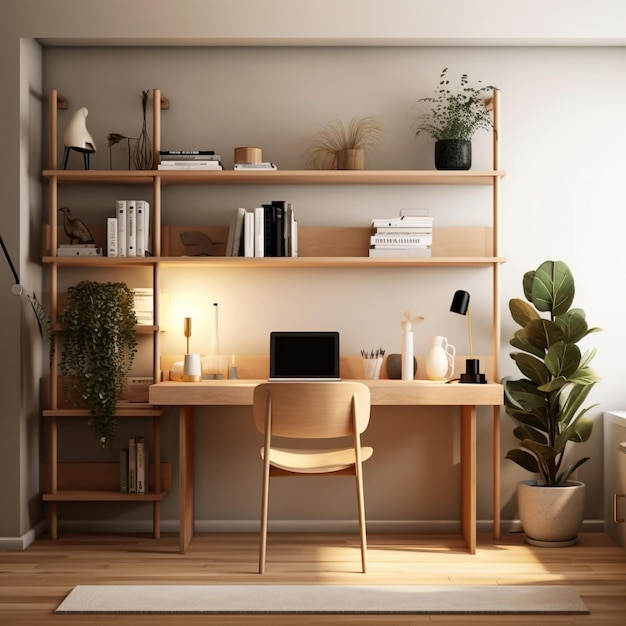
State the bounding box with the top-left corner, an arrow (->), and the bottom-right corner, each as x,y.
253,382 -> 371,439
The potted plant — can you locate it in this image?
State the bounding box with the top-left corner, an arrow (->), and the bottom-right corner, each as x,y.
305,116 -> 383,170
59,280 -> 138,449
502,260 -> 601,546
414,67 -> 495,170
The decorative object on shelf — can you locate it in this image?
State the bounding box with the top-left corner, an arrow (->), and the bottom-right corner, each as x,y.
305,116 -> 383,170
385,353 -> 416,380
400,311 -> 424,381
234,146 -> 262,164
62,107 -> 96,169
182,317 -> 202,382
425,335 -> 455,381
502,260 -> 602,546
107,133 -> 133,169
132,90 -> 153,170
414,68 -> 494,170
450,290 -> 486,383
59,280 -> 138,449
58,207 -> 95,245
1,234 -> 53,356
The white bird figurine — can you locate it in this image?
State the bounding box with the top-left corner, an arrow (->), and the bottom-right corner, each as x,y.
58,207 -> 95,245
63,107 -> 96,169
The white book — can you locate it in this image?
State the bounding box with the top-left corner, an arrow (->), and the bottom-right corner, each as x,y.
244,211 -> 254,257
116,200 -> 127,257
234,162 -> 277,170
371,233 -> 433,246
132,287 -> 153,325
157,162 -> 223,170
290,212 -> 298,258
126,200 -> 137,256
136,200 -> 150,256
106,217 -> 118,257
368,246 -> 432,257
56,247 -> 103,257
372,217 -> 433,228
253,207 -> 265,257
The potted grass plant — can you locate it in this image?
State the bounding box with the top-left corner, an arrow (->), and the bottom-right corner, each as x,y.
414,67 -> 495,170
502,260 -> 601,546
305,116 -> 383,170
59,280 -> 138,448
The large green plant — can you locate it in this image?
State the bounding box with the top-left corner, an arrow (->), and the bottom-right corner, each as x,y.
414,67 -> 495,141
60,280 -> 137,448
502,260 -> 601,486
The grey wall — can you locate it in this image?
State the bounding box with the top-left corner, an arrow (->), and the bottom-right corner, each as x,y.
1,0 -> 625,546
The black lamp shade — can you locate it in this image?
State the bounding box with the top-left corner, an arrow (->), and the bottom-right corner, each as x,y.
450,290 -> 470,315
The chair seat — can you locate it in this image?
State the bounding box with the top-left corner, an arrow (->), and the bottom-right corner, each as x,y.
263,446 -> 374,473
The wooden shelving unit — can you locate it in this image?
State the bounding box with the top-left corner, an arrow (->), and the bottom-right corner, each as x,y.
43,86 -> 505,540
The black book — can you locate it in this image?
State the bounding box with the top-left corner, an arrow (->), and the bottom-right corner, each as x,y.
262,204 -> 275,257
272,200 -> 286,257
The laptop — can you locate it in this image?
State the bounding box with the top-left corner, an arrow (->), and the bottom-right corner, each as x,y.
268,331 -> 341,381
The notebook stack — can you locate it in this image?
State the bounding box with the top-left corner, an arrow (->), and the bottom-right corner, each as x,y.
369,213 -> 433,258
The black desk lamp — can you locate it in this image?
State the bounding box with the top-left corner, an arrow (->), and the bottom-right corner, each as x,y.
450,289 -> 486,383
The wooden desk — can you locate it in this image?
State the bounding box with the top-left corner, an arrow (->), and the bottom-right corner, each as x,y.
149,379 -> 503,554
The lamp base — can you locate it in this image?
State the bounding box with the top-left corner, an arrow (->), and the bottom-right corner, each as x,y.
459,358 -> 487,384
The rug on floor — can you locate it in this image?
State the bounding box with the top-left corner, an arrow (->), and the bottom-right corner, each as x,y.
55,584 -> 590,615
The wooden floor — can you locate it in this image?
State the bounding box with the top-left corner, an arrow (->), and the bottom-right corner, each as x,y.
1,531 -> 625,625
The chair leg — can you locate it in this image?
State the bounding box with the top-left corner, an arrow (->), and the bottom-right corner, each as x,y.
259,468 -> 270,574
355,465 -> 368,573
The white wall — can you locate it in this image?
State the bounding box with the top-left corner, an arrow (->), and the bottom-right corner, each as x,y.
1,0 -> 625,544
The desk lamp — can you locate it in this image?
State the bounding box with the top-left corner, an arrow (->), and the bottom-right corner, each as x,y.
450,290 -> 486,383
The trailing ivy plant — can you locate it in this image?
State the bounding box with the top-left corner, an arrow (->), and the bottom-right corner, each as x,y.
60,280 -> 137,448
414,67 -> 495,141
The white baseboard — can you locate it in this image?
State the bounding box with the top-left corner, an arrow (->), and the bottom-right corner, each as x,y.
1,518 -> 605,550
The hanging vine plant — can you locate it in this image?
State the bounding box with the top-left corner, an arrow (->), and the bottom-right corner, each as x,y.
59,280 -> 138,448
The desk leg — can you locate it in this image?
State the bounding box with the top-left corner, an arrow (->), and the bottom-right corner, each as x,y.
179,405 -> 195,554
493,405 -> 501,540
460,405 -> 477,554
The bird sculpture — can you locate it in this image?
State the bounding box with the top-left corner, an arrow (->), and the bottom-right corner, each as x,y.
58,207 -> 95,245
62,107 -> 96,169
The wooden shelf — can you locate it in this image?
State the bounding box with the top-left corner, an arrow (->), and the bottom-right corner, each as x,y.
158,256 -> 506,268
42,490 -> 168,502
43,406 -> 166,418
43,169 -> 506,186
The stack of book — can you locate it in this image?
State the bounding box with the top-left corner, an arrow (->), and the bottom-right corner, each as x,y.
120,436 -> 148,494
157,150 -> 223,170
107,199 -> 151,257
226,201 -> 297,257
234,162 -> 277,171
56,243 -> 103,257
369,213 -> 433,258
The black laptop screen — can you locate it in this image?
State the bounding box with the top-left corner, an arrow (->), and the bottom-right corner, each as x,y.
269,331 -> 340,379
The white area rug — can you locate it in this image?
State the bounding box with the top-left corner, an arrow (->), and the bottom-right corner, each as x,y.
56,584 -> 589,615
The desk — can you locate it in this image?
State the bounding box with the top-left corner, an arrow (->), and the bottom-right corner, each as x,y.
149,379 -> 503,554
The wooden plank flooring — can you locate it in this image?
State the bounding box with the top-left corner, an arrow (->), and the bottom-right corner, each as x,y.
1,531 -> 625,624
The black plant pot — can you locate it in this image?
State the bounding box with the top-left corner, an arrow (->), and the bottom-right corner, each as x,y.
435,139 -> 472,171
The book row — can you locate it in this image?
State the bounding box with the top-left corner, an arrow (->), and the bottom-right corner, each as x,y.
369,214 -> 433,258
226,202 -> 297,257
120,436 -> 148,494
108,200 -> 151,257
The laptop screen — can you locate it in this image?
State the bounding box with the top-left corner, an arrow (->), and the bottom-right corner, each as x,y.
269,331 -> 340,380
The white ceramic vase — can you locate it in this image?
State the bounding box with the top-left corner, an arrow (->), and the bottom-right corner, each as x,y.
425,335 -> 455,380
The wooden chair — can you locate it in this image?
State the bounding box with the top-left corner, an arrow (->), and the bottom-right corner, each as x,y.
252,381 -> 373,574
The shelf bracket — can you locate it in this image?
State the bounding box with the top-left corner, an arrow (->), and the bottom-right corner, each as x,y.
57,94 -> 68,110
160,95 -> 169,110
